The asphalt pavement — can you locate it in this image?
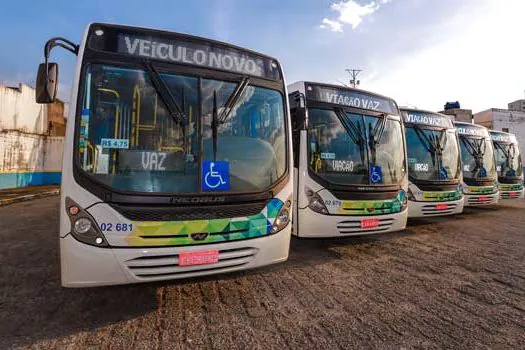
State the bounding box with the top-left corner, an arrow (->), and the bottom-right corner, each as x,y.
1,197 -> 525,349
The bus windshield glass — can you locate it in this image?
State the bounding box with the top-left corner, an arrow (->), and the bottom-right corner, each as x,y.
76,64 -> 286,193
458,135 -> 497,180
308,108 -> 405,186
493,141 -> 522,178
405,127 -> 460,181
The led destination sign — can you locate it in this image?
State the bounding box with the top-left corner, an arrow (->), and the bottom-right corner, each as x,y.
305,84 -> 398,115
456,124 -> 488,138
87,25 -> 281,80
490,132 -> 517,143
402,111 -> 453,128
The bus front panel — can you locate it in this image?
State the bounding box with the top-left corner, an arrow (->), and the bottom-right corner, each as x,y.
57,23 -> 293,287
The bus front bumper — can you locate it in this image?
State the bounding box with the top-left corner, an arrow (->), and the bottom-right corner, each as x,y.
464,192 -> 499,206
499,188 -> 525,200
294,207 -> 408,238
60,225 -> 291,288
408,198 -> 464,218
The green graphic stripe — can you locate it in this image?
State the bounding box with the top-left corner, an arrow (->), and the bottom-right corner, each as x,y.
422,190 -> 462,202
466,185 -> 497,194
125,198 -> 283,246
336,191 -> 406,216
499,183 -> 524,191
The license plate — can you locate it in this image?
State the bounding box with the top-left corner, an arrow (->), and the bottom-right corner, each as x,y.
361,219 -> 380,228
179,250 -> 219,266
478,195 -> 488,201
436,203 -> 448,210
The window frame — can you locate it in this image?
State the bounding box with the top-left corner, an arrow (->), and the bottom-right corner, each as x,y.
72,55 -> 290,203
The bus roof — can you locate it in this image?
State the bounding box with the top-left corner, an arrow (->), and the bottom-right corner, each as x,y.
399,107 -> 454,128
84,23 -> 283,80
287,81 -> 399,115
454,121 -> 486,128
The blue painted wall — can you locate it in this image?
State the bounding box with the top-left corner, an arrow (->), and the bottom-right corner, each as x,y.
0,172 -> 62,190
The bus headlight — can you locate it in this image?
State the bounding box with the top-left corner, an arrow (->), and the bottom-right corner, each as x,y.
74,218 -> 92,234
400,190 -> 408,210
407,187 -> 416,201
271,197 -> 292,234
305,187 -> 329,215
66,197 -> 109,247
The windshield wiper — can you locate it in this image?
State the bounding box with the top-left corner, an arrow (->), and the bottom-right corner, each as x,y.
495,142 -> 517,175
335,108 -> 366,167
413,125 -> 446,165
210,77 -> 251,161
461,137 -> 486,177
335,108 -> 365,145
143,60 -> 186,125
212,90 -> 219,161
367,114 -> 388,165
218,77 -> 250,123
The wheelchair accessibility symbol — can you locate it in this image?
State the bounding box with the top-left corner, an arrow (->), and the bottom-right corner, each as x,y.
370,165 -> 383,184
202,160 -> 230,191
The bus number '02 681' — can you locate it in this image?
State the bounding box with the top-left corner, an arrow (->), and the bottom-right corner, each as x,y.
99,223 -> 134,232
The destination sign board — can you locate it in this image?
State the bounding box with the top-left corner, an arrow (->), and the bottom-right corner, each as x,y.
490,132 -> 517,143
305,84 -> 398,115
118,150 -> 185,172
87,25 -> 281,80
401,110 -> 453,128
455,124 -> 489,138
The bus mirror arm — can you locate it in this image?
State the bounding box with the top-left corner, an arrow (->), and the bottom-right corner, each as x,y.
294,92 -> 306,109
36,37 -> 79,104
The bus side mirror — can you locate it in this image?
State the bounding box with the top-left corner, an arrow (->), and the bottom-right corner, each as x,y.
36,62 -> 59,104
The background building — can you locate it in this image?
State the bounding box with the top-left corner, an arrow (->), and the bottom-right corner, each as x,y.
508,99 -> 525,112
0,84 -> 66,189
474,108 -> 525,157
438,101 -> 473,123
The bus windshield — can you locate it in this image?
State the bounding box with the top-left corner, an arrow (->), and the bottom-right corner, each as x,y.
77,64 -> 286,193
307,108 -> 405,186
493,141 -> 523,179
458,135 -> 497,180
405,127 -> 460,181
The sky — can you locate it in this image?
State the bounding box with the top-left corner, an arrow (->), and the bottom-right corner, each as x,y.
1,0 -> 524,113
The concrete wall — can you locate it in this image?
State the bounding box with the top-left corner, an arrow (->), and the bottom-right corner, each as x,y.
0,84 -> 47,134
473,109 -> 493,128
439,108 -> 473,123
47,100 -> 67,136
474,108 -> 525,157
0,84 -> 66,189
0,132 -> 63,189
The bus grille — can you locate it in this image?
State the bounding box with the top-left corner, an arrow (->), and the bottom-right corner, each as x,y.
501,192 -> 521,199
336,218 -> 394,235
467,195 -> 496,205
421,203 -> 458,216
124,247 -> 258,280
111,202 -> 266,221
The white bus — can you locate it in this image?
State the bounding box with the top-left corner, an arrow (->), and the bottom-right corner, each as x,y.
400,108 -> 464,217
288,82 -> 408,237
455,122 -> 499,206
36,23 -> 293,287
489,130 -> 524,199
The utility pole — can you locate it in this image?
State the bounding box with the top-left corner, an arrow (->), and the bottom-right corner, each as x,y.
345,69 -> 362,88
